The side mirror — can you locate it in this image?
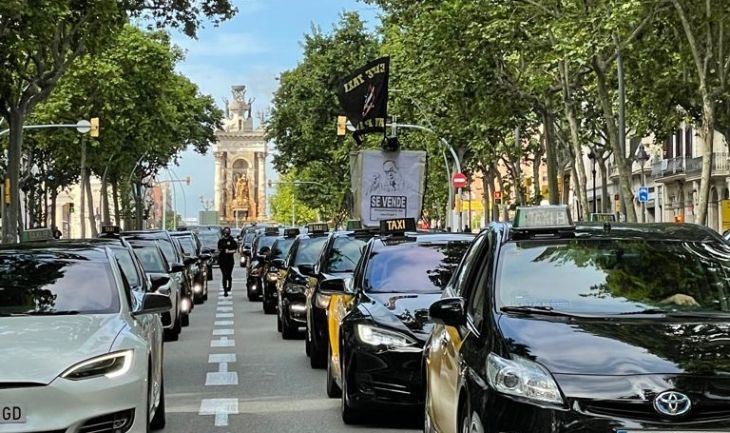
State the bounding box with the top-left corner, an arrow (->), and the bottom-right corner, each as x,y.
320,278 -> 346,293
298,263 -> 315,277
150,274 -> 171,290
258,246 -> 271,257
199,253 -> 211,261
170,263 -> 185,273
184,257 -> 197,266
133,292 -> 172,316
429,297 -> 466,327
271,258 -> 285,269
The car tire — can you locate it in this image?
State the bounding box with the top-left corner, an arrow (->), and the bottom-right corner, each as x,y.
326,345 -> 341,398
207,266 -> 213,281
263,299 -> 276,314
150,374 -> 166,430
181,312 -> 190,327
305,329 -> 311,356
281,306 -> 297,339
340,354 -> 362,425
247,283 -> 255,301
194,293 -> 204,305
310,334 -> 326,369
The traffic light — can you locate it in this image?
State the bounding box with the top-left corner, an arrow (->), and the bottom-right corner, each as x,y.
381,136 -> 400,152
90,117 -> 100,138
336,116 -> 348,136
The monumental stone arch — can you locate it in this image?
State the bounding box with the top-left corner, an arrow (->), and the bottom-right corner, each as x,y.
213,85 -> 268,225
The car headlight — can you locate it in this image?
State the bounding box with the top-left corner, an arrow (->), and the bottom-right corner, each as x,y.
486,353 -> 563,405
266,272 -> 278,282
356,324 -> 416,348
315,293 -> 331,309
61,350 -> 133,380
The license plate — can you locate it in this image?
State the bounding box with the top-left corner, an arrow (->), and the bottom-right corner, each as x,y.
0,405 -> 25,424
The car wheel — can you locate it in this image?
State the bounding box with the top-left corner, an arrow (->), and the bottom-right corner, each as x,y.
340,354 -> 362,424
305,328 -> 311,357
263,299 -> 276,315
310,334 -> 326,369
150,372 -> 166,430
207,266 -> 213,280
326,345 -> 341,398
181,312 -> 190,327
194,293 -> 204,305
282,317 -> 297,339
247,283 -> 255,301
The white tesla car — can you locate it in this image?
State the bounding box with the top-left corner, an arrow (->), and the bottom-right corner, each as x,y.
0,240 -> 171,433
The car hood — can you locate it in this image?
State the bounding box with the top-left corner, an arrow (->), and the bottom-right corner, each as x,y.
0,314 -> 127,384
498,315 -> 730,376
365,292 -> 442,343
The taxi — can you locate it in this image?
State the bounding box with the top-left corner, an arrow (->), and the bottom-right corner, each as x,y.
247,227 -> 282,301
426,205 -> 730,433
277,223 -> 330,339
262,228 -> 299,314
305,227 -> 376,369
325,218 -> 473,424
0,236 -> 170,433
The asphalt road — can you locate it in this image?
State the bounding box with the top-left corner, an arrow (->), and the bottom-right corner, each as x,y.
161,265 -> 421,433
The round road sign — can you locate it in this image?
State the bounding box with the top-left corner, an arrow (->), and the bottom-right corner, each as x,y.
76,119 -> 91,134
452,172 -> 468,189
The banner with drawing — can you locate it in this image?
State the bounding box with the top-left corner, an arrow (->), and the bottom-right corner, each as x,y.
350,150 -> 427,227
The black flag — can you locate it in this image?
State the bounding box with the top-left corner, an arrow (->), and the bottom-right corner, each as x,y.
336,57 -> 390,136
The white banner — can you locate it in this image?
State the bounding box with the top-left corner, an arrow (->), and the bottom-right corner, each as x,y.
350,150 -> 427,227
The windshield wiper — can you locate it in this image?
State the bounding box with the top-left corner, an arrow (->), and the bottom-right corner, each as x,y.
617,308 -> 668,315
22,310 -> 81,316
500,306 -> 575,317
618,309 -> 730,319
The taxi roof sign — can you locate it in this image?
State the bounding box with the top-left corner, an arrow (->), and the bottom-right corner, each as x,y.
307,223 -> 329,234
346,219 -> 362,230
513,205 -> 573,230
379,218 -> 416,235
101,225 -> 121,234
284,228 -> 300,238
21,228 -> 54,242
264,227 -> 280,236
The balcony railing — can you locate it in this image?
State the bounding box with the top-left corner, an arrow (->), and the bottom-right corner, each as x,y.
651,152 -> 729,179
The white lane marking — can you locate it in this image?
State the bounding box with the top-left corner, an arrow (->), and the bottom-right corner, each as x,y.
199,398 -> 238,427
218,301 -> 233,306
216,313 -> 234,318
211,336 -> 235,347
215,320 -> 234,326
217,306 -> 233,312
213,328 -> 234,336
208,353 -> 236,364
206,371 -> 238,385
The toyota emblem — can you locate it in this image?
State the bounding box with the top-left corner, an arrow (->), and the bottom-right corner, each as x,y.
653,391 -> 692,416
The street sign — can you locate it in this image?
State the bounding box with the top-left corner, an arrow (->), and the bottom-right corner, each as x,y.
638,186 -> 649,203
452,172 -> 468,189
75,119 -> 91,134
494,190 -> 502,200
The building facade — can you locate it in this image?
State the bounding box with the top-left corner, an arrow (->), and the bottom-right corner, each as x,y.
213,85 -> 268,226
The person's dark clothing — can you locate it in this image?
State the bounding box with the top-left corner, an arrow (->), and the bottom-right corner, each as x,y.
218,236 -> 238,294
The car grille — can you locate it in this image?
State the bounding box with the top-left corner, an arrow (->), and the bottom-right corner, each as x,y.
79,409 -> 135,433
582,399 -> 730,422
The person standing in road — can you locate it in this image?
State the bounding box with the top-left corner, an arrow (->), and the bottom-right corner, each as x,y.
218,227 -> 238,297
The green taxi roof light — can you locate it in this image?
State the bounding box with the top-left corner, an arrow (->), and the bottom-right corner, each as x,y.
513,205 -> 574,230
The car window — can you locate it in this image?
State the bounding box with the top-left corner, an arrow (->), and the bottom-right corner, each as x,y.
114,250 -> 143,290
326,237 -> 367,273
0,252 -> 120,315
464,232 -> 493,329
364,241 -> 470,294
257,236 -> 278,253
133,246 -> 167,273
271,238 -> 295,260
454,232 -> 488,297
157,239 -> 177,264
294,237 -> 328,266
178,237 -> 196,256
497,239 -> 730,314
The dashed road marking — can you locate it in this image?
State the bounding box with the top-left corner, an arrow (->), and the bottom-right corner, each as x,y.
199,398 -> 238,427
217,306 -> 233,312
215,320 -> 234,326
216,312 -> 234,318
211,336 -> 235,347
213,328 -> 234,336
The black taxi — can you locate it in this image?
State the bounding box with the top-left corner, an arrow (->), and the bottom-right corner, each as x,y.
305,227 -> 377,369
328,218 -> 473,424
426,205 -> 730,433
277,223 -> 330,339
262,228 -> 300,315
246,227 -> 282,301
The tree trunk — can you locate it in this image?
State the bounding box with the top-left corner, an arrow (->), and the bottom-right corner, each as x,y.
532,153 -> 543,204
494,166 -> 508,221
85,173 -> 97,237
79,137 -> 87,238
134,181 -> 144,230
598,158 -> 611,213
50,188 -> 58,231
3,109 -> 24,243
112,177 -> 121,225
541,104 -> 560,205
560,61 -> 590,220
481,171 -> 491,223
593,58 -> 637,222
100,170 -> 110,225
696,97 -> 715,224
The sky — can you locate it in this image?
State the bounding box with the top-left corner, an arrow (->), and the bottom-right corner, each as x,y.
166,0 -> 380,220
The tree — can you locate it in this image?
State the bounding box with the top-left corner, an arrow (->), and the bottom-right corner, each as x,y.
0,0 -> 234,242
269,172 -> 318,226
267,12 -> 380,222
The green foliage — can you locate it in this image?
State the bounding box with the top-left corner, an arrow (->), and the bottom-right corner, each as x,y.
269,172 -> 318,226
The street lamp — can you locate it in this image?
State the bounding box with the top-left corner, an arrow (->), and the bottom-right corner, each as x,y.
635,144 -> 650,223
587,151 -> 597,214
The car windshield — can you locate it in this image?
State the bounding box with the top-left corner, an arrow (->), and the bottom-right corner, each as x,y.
155,239 -> 177,264
256,236 -> 278,253
497,239 -> 730,315
198,233 -> 219,249
294,237 -> 328,266
364,242 -> 469,293
271,238 -> 295,260
326,237 -> 367,273
177,237 -> 196,256
133,246 -> 166,273
244,233 -> 256,245
0,252 -> 119,315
